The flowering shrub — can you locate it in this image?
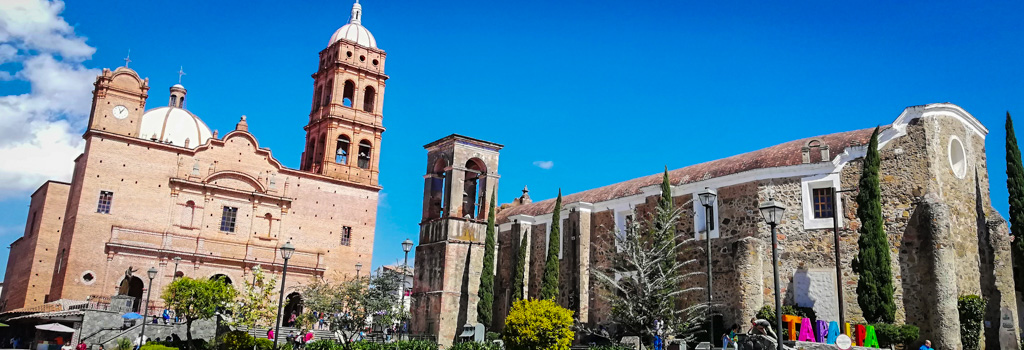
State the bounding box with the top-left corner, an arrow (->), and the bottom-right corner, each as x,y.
503,299 -> 574,350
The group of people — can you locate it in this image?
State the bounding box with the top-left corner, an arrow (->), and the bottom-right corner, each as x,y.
268,329 -> 315,350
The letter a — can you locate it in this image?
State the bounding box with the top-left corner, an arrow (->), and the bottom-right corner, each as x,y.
826,321 -> 839,344
798,317 -> 815,341
863,325 -> 879,348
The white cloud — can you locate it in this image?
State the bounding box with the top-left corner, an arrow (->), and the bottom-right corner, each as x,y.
0,0 -> 98,198
533,160 -> 554,170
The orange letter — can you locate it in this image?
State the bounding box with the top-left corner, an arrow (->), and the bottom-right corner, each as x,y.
782,315 -> 801,341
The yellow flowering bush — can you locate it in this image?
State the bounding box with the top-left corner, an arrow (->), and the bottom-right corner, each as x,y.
503,299 -> 575,350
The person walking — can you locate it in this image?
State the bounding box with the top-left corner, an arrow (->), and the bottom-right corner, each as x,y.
267,329 -> 274,341
162,309 -> 170,325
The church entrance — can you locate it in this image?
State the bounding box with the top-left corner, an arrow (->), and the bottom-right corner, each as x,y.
210,274 -> 232,286
282,293 -> 303,327
120,276 -> 144,312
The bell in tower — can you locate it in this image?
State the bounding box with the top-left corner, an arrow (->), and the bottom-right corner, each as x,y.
301,0 -> 387,187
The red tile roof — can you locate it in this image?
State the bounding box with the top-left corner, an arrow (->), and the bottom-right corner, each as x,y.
498,126 -> 880,221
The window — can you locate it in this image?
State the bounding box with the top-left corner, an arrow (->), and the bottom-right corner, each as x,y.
343,80 -> 355,107
341,226 -> 352,246
220,206 -> 239,232
363,86 -> 376,113
336,135 -> 350,164
97,191 -> 113,214
812,188 -> 834,219
357,140 -> 372,169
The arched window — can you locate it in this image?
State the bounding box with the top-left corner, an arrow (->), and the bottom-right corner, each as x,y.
264,213 -> 274,237
323,80 -> 333,106
170,93 -> 178,107
314,134 -> 327,171
428,158 -> 448,219
179,96 -> 185,108
313,86 -> 323,110
357,140 -> 372,169
343,80 -> 355,107
336,135 -> 351,164
304,139 -> 315,170
181,200 -> 196,228
463,158 -> 486,219
362,86 -> 376,113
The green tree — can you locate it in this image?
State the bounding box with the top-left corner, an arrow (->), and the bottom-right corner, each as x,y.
503,299 -> 575,350
298,270 -> 407,348
228,266 -> 278,339
1005,113 -> 1024,288
851,126 -> 896,323
162,277 -> 236,349
478,192 -> 497,327
654,166 -> 676,273
540,190 -> 562,300
511,232 -> 528,304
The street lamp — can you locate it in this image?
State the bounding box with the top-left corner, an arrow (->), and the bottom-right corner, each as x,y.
401,238 -> 414,337
697,187 -> 717,345
172,257 -> 181,279
273,241 -> 296,350
759,199 -> 787,350
831,187 -> 855,331
139,267 -> 158,346
355,262 -> 363,279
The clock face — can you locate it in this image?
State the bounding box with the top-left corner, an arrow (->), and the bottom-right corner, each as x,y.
112,105 -> 129,119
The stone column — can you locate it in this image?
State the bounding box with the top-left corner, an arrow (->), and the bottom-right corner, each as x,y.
986,220 -> 1019,350
735,237 -> 764,324
923,196 -> 962,350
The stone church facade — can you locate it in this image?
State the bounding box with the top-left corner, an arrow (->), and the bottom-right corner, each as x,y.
412,103 -> 1020,349
1,1 -> 387,318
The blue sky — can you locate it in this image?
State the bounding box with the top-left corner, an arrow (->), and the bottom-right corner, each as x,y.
0,0 -> 1022,278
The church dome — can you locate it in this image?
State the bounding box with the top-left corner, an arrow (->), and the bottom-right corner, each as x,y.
329,1 -> 377,48
138,106 -> 213,149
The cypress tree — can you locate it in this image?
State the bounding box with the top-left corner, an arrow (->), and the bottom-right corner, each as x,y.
1005,113 -> 1024,286
852,127 -> 897,323
655,166 -> 676,272
512,233 -> 528,303
478,192 -> 497,326
540,190 -> 562,300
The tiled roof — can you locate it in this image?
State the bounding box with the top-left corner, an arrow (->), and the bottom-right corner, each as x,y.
498,126 -> 880,221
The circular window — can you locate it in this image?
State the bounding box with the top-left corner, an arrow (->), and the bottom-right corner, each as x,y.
948,136 -> 967,179
359,55 -> 365,62
372,59 -> 379,66
82,271 -> 96,285
346,51 -> 353,57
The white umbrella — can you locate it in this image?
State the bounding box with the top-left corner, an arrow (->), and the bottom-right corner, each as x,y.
35,323 -> 76,333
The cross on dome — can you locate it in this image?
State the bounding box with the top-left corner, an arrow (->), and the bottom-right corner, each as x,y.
123,49 -> 132,67
177,66 -> 186,84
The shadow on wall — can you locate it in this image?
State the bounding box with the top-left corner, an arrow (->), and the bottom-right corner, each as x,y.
900,199 -> 934,343
976,167 -> 1001,350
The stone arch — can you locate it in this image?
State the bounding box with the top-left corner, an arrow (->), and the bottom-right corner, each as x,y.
205,171 -> 267,193
362,86 -> 376,113
283,292 -> 303,327
357,139 -> 372,169
119,276 -> 145,312
802,139 -> 830,163
463,158 -> 487,219
342,80 -> 356,107
427,157 -> 450,220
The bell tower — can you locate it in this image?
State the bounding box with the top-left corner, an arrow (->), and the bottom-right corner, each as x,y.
411,134 -> 503,346
301,0 -> 387,187
86,67 -> 149,138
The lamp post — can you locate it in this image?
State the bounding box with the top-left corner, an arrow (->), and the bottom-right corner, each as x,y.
139,267 -> 158,346
172,257 -> 181,279
831,187 -> 855,331
272,241 -> 296,350
355,262 -> 363,279
401,238 -> 414,339
697,187 -> 718,345
759,199 -> 787,350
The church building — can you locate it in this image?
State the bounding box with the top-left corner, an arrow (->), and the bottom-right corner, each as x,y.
412,104 -> 1020,349
0,1 -> 387,318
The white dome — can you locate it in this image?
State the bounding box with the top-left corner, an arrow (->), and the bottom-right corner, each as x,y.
329,1 -> 377,48
330,23 -> 376,48
138,107 -> 213,149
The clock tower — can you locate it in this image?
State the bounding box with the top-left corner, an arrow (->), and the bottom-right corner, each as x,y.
86,67 -> 149,138
301,0 -> 387,187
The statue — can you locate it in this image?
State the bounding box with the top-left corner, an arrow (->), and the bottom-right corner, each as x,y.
117,266 -> 138,295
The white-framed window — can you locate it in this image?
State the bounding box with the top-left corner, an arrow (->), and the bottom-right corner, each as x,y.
693,191 -> 720,239
800,173 -> 843,230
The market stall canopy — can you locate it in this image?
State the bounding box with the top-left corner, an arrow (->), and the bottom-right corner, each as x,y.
35,323 -> 75,333
122,312 -> 142,320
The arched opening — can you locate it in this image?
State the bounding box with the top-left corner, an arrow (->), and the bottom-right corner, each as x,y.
169,94 -> 179,107
357,140 -> 372,169
179,96 -> 185,108
283,293 -> 303,327
336,135 -> 350,165
313,86 -> 323,111
463,158 -> 487,219
210,274 -> 233,286
118,276 -> 145,312
362,86 -> 376,113
314,134 -> 326,172
174,271 -> 184,278
323,80 -> 333,106
427,158 -> 448,220
342,80 -> 355,107
304,139 -> 315,171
